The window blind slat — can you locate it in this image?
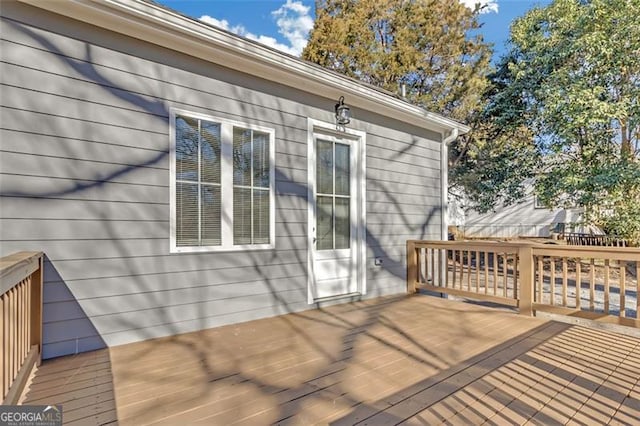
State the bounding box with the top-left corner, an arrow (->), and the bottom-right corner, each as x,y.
200,121 -> 221,184
253,132 -> 270,188
233,187 -> 252,245
233,127 -> 252,187
201,185 -> 221,245
176,182 -> 198,246
253,189 -> 270,244
175,116 -> 199,182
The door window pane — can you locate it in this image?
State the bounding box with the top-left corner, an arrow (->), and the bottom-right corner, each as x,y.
334,197 -> 350,249
335,143 -> 350,196
316,139 -> 333,194
316,196 -> 333,250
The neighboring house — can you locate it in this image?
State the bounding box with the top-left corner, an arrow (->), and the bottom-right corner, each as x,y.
0,0 -> 468,359
456,192 -> 583,239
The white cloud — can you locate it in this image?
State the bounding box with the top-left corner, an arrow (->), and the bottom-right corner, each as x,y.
199,15 -> 246,34
199,0 -> 313,57
460,0 -> 499,14
272,0 -> 314,55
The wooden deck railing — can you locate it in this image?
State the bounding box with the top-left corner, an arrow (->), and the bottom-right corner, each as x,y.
1,252 -> 43,404
565,232 -> 628,247
408,241 -> 640,326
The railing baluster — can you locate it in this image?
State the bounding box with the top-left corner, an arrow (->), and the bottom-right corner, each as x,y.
460,250 -> 465,289
439,249 -> 445,287
17,285 -> 22,373
590,259 -> 595,311
537,256 -> 543,303
514,254 -> 519,300
637,261 -> 640,319
562,257 -> 568,307
484,251 -> 489,294
21,282 -> 26,364
9,288 -> 15,383
604,259 -> 610,314
447,250 -> 458,288
1,297 -> 4,396
475,250 -> 480,293
550,258 -> 556,306
493,252 -> 498,295
502,254 -> 508,298
575,260 -> 581,310
22,281 -> 27,363
430,248 -> 435,284
467,250 -> 471,291
420,247 -> 425,285
620,261 -> 626,318
442,249 -> 447,287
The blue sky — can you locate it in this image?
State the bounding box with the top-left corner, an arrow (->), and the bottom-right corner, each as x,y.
158,0 -> 551,62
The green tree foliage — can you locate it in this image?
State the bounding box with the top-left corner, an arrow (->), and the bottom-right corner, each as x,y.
303,0 -> 539,213
505,0 -> 640,243
303,0 -> 490,121
449,55 -> 540,212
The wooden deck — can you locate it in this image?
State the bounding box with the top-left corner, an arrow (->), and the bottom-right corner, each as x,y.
20,295 -> 640,425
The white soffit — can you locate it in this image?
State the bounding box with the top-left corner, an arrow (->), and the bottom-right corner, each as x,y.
19,0 -> 470,136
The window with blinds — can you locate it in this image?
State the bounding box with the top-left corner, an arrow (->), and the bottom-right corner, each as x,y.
171,110 -> 274,252
175,115 -> 221,247
233,127 -> 270,245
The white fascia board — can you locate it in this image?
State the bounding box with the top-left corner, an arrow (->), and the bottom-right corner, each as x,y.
19,0 -> 470,137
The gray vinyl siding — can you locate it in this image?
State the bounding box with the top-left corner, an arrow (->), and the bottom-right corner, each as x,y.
0,2 -> 444,359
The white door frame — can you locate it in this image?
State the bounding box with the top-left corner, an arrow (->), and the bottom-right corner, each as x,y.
307,118 -> 366,304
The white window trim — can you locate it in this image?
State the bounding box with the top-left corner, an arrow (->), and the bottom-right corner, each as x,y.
170,108 -> 276,253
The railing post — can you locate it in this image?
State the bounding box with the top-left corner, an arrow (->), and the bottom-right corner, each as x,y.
30,256 -> 43,366
519,244 -> 534,316
407,240 -> 418,294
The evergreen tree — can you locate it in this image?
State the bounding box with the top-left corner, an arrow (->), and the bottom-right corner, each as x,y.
303,0 -> 531,211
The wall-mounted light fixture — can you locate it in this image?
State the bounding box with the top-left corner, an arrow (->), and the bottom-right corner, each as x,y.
334,96 -> 351,126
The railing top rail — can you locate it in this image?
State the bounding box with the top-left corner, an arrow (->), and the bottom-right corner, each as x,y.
0,251 -> 43,295
531,245 -> 640,261
409,240 -> 535,251
408,240 -> 640,258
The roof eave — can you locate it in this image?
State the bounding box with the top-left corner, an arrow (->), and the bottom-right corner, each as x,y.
18,0 -> 470,136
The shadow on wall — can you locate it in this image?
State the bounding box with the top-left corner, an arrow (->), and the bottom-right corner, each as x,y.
1,5 -> 441,360
42,255 -> 107,359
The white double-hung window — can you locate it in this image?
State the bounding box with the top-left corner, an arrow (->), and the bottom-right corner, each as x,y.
170,109 -> 275,252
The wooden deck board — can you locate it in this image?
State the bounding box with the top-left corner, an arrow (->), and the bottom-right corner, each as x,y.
20,294 -> 640,425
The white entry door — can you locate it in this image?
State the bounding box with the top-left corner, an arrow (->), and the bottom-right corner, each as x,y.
308,126 -> 364,302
